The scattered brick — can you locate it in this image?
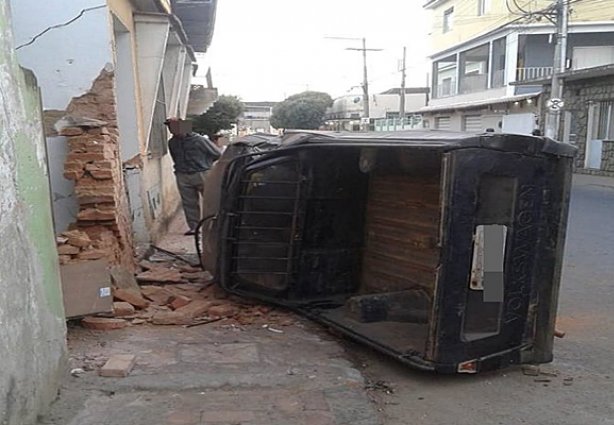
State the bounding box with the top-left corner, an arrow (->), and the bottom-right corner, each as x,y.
99,354 -> 136,377
113,288 -> 149,309
208,304 -> 238,318
169,295 -> 192,310
136,268 -> 184,284
181,271 -> 212,282
58,255 -> 72,265
109,266 -> 140,292
140,286 -> 174,305
77,249 -> 106,260
62,229 -> 92,247
113,302 -> 136,317
57,244 -> 80,256
81,317 -> 128,330
152,300 -> 212,325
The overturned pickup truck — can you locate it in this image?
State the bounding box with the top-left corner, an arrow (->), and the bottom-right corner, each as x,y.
201,130 -> 576,373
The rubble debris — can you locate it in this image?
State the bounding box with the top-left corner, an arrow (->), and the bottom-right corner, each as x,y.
140,285 -> 175,305
169,295 -> 192,310
522,365 -> 540,376
113,302 -> 136,317
152,300 -> 213,325
182,271 -> 213,282
99,354 -> 137,377
113,288 -> 149,309
184,317 -> 223,328
554,329 -> 566,338
81,317 -> 129,330
208,304 -> 238,318
57,244 -> 80,256
70,368 -> 85,377
58,255 -> 72,265
61,229 -> 92,247
77,248 -> 106,260
110,265 -> 140,292
136,268 -> 185,284
365,380 -> 395,394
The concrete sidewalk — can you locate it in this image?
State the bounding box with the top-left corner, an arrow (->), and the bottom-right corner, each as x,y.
40,321 -> 379,425
39,217 -> 381,425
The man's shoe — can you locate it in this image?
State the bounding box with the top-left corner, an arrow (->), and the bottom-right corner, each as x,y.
184,229 -> 196,236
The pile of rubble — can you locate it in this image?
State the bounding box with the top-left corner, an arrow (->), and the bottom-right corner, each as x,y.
56,229 -> 114,264
80,258 -> 295,330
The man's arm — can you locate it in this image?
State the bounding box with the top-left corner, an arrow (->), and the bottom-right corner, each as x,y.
195,135 -> 221,160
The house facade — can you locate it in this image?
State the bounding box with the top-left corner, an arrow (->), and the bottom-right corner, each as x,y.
10,0 -> 218,264
326,88 -> 430,131
528,65 -> 614,176
238,101 -> 279,136
422,0 -> 614,134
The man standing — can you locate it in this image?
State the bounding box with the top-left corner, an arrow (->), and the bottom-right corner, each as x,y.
166,118 -> 221,235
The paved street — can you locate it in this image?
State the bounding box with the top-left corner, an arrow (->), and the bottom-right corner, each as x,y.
39,174 -> 614,425
353,174 -> 614,425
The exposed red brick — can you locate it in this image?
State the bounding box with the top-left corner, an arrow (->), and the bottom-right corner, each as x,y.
77,248 -> 106,260
78,208 -> 116,221
61,229 -> 92,247
113,288 -> 149,309
85,160 -> 114,170
81,317 -> 128,330
66,151 -> 112,163
59,126 -> 84,136
63,170 -> 84,181
88,168 -> 114,180
113,301 -> 136,317
136,268 -> 184,284
207,304 -> 238,318
57,244 -> 80,255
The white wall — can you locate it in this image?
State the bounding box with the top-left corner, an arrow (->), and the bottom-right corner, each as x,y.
10,1 -> 113,110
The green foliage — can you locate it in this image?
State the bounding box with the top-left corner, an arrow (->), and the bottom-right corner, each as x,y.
191,95 -> 244,137
270,91 -> 333,130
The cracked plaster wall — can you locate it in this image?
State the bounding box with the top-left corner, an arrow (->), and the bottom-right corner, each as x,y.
0,3 -> 67,424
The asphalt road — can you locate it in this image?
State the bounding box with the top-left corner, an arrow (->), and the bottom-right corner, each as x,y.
353,174 -> 614,425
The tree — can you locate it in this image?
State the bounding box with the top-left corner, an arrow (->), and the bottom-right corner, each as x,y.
191,95 -> 244,137
270,91 -> 333,130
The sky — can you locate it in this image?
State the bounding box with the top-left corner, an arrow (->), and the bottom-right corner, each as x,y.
197,0 -> 429,102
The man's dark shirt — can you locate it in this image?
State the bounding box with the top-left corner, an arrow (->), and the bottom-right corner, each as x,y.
168,133 -> 221,174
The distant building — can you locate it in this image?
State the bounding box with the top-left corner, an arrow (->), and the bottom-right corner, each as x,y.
237,101 -> 278,136
325,88 -> 429,131
421,0 -> 614,135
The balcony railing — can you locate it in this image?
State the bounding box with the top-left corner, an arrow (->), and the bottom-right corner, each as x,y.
516,66 -> 553,82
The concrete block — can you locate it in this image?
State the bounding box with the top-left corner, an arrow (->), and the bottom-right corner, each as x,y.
99,354 -> 136,377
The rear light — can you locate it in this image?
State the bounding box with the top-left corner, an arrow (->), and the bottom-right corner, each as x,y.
458,360 -> 478,374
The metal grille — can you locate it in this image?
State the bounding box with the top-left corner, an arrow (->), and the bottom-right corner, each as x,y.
462,115 -> 483,133
435,116 -> 451,130
228,162 -> 302,290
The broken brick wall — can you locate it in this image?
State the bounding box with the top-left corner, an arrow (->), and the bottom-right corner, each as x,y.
59,69 -> 135,270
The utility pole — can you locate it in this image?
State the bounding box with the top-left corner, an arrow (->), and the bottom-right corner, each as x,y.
545,0 -> 569,140
399,46 -> 407,121
345,38 -> 383,131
